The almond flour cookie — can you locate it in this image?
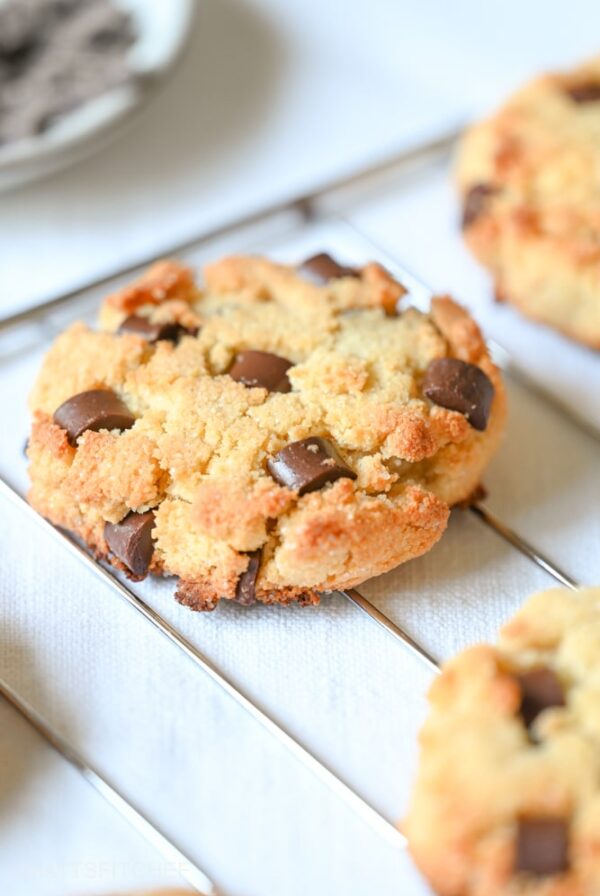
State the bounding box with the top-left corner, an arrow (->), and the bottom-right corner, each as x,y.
27,254 -> 505,611
457,57 -> 600,348
405,586 -> 600,896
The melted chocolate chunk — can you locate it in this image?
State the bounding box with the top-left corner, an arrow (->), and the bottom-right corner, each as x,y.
566,82 -> 600,103
422,358 -> 494,431
228,350 -> 292,393
53,389 -> 135,444
118,315 -> 193,343
462,183 -> 497,229
235,550 -> 262,606
515,817 -> 569,875
267,437 -> 356,495
298,253 -> 360,284
517,667 -> 565,729
104,510 -> 155,577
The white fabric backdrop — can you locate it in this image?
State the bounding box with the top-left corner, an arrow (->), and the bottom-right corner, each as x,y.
1,3 -> 600,895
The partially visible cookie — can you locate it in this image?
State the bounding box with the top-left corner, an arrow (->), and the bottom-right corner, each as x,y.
457,56 -> 600,348
405,586 -> 600,896
27,253 -> 505,611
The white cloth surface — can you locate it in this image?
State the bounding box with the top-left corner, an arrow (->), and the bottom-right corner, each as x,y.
1,3 -> 600,895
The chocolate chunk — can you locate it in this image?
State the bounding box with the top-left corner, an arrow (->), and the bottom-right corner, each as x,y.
515,817 -> 569,875
298,253 -> 360,284
267,437 -> 356,495
53,389 -> 135,444
422,358 -> 494,431
462,183 -> 496,229
118,315 -> 194,343
566,82 -> 600,103
493,284 -> 507,303
104,510 -> 156,577
22,437 -> 29,458
228,350 -> 292,393
235,550 -> 262,606
517,667 -> 565,729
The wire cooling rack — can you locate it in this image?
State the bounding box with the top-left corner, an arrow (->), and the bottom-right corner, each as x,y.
0,135 -> 598,895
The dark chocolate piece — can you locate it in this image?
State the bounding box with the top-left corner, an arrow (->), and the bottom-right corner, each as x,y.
228,350 -> 292,393
298,253 -> 360,284
53,389 -> 135,444
267,437 -> 356,495
118,315 -> 194,343
104,510 -> 155,577
566,82 -> 600,103
517,667 -> 565,729
462,183 -> 496,229
422,358 -> 494,431
515,817 -> 569,875
234,550 -> 262,606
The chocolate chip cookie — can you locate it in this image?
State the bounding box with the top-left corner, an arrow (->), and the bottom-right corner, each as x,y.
405,586 -> 600,896
27,254 -> 505,611
457,56 -> 600,348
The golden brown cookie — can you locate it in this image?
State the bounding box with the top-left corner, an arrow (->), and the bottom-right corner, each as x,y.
405,586 -> 600,896
27,254 -> 505,611
457,56 -> 600,348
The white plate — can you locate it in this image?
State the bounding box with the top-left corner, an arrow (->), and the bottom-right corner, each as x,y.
0,0 -> 196,191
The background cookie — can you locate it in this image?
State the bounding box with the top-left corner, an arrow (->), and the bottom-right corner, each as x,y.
457,56 -> 600,348
406,586 -> 600,896
27,255 -> 505,611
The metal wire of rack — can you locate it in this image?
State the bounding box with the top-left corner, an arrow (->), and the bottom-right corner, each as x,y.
0,679 -> 216,895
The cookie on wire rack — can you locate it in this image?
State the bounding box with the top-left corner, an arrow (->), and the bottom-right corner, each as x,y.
27,254 -> 506,611
457,56 -> 600,348
405,585 -> 600,896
